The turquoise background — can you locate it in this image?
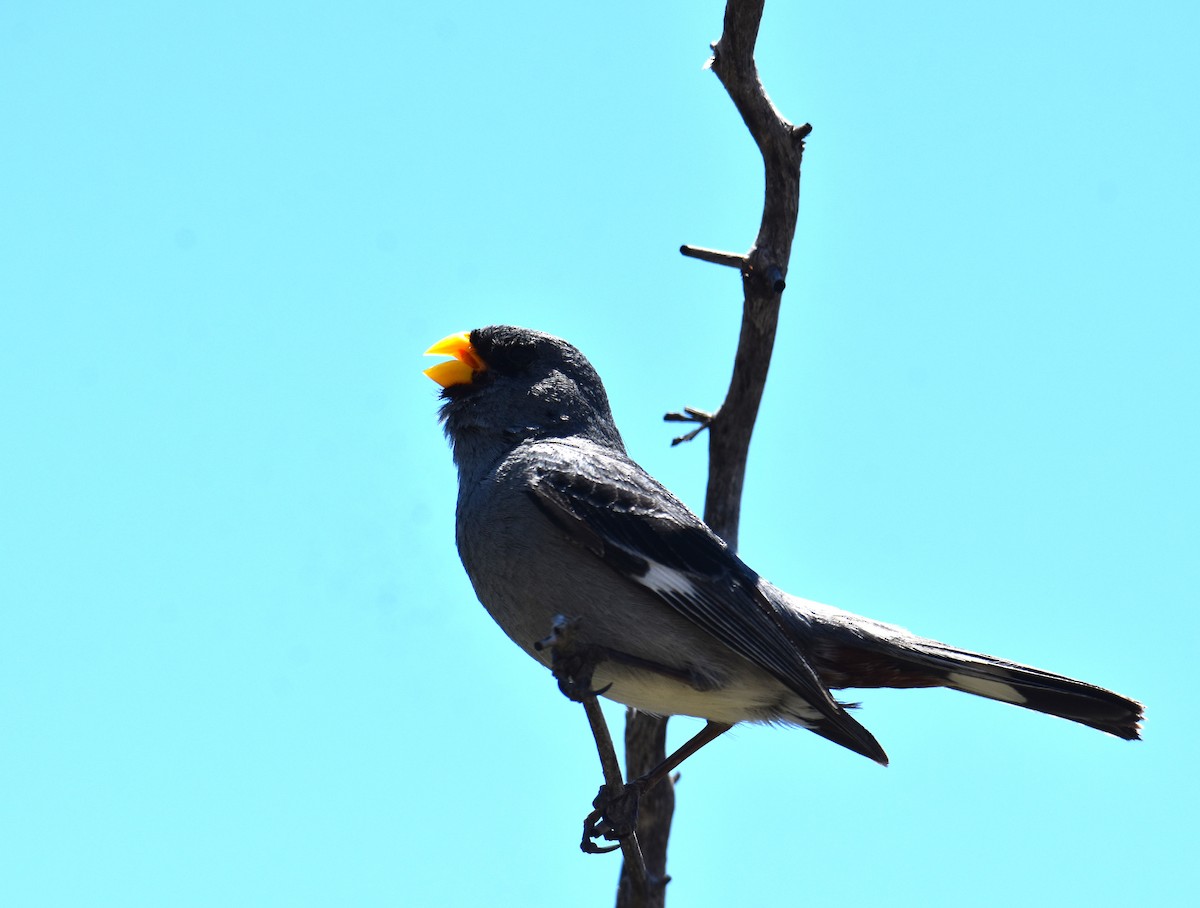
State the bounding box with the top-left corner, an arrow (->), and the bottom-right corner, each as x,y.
2,2 -> 1195,905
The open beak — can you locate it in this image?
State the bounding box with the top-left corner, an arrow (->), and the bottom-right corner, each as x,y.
423,331 -> 487,388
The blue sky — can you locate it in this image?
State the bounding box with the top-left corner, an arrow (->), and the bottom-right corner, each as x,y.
2,1 -> 1196,905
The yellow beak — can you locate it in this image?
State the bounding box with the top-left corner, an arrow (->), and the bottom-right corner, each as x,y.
423,331 -> 487,388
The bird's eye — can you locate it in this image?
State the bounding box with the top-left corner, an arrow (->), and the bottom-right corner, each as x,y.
471,327 -> 543,376
488,341 -> 538,374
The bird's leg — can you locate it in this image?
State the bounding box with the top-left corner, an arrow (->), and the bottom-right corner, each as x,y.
633,719 -> 733,792
533,616 -> 731,871
535,617 -> 649,887
583,720 -> 733,851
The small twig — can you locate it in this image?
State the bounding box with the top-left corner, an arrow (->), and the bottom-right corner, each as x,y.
679,245 -> 746,270
663,406 -> 713,423
662,407 -> 715,446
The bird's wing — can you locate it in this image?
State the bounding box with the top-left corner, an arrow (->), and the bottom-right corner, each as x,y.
523,442 -> 887,763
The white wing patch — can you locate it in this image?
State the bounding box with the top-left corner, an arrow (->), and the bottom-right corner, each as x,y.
637,560 -> 704,600
947,672 -> 1027,704
625,561 -> 824,727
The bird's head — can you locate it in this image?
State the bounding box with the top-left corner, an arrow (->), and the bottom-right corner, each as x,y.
424,326 -> 626,467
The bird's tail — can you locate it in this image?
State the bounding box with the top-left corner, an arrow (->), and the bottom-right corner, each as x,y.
788,595 -> 1143,741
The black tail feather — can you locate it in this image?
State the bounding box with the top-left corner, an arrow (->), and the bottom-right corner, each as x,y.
895,638 -> 1143,740
792,598 -> 1144,742
809,708 -> 891,766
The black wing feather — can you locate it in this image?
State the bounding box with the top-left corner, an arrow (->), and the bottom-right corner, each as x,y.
525,452 -> 888,764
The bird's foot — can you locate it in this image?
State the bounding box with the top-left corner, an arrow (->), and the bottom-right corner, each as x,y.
581,780 -> 644,854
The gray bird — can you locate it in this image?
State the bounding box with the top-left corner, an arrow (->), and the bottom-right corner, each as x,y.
425,325 -> 1142,773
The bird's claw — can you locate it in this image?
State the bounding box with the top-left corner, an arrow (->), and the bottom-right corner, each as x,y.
580,781 -> 644,853
557,676 -> 613,702
580,830 -> 622,854
535,615 -> 612,702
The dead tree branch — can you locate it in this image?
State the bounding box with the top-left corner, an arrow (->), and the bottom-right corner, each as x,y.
618,1 -> 809,905
701,0 -> 808,550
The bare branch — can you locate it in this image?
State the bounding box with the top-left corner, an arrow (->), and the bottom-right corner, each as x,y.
617,710 -> 673,903
704,0 -> 807,550
679,245 -> 746,270
620,1 -> 808,904
662,407 -> 714,446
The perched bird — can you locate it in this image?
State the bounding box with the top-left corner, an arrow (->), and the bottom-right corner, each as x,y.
425,325 -> 1142,772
